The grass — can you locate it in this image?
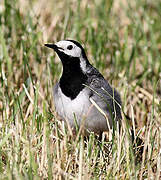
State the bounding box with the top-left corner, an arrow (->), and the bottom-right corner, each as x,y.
0,0 -> 160,179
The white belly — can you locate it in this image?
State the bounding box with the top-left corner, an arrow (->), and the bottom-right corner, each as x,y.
54,86 -> 108,133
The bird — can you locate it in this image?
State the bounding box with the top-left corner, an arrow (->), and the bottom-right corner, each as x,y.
45,40 -> 122,135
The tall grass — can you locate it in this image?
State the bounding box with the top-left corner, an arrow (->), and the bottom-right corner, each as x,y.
0,0 -> 160,179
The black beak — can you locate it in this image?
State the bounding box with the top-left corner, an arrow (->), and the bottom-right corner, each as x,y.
44,44 -> 64,51
45,44 -> 57,50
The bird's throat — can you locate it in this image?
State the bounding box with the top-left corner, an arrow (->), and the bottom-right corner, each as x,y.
60,57 -> 88,100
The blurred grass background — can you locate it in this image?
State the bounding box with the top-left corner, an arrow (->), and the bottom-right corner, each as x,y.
0,0 -> 160,179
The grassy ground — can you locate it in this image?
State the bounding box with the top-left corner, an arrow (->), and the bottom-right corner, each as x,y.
0,0 -> 160,179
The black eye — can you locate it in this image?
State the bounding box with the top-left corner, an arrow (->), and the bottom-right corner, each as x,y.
67,45 -> 73,50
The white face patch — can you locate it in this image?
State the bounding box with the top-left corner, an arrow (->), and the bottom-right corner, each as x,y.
80,56 -> 87,73
55,40 -> 82,58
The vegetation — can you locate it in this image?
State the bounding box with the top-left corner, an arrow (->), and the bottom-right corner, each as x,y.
0,0 -> 160,179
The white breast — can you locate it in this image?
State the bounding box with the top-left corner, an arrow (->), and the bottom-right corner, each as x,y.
53,85 -> 109,133
54,86 -> 91,126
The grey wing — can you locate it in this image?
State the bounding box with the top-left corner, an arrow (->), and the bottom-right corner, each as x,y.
88,77 -> 122,124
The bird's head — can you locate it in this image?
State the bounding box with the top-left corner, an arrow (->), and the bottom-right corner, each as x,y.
45,40 -> 89,71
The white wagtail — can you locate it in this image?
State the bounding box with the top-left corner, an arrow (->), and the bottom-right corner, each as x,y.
45,40 -> 122,135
